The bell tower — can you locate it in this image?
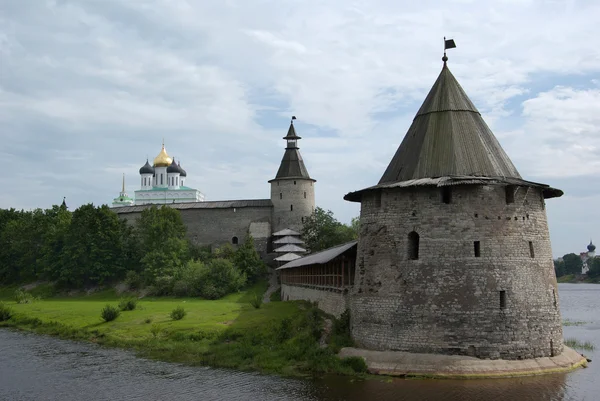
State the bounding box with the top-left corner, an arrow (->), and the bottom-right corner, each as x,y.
269,117 -> 316,233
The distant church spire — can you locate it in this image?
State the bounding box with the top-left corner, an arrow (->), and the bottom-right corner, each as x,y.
122,173 -> 125,193
61,197 -> 67,210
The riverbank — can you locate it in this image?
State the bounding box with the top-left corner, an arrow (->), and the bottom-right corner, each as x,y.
557,274 -> 599,284
0,284 -> 363,377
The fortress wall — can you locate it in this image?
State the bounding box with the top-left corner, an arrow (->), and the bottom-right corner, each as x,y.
281,284 -> 348,318
350,184 -> 563,359
117,206 -> 273,255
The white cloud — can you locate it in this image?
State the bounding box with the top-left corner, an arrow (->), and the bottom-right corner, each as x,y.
0,0 -> 599,254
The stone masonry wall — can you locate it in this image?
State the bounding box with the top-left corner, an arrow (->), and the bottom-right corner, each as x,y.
270,179 -> 315,233
117,206 -> 272,256
350,184 -> 563,360
281,284 -> 348,318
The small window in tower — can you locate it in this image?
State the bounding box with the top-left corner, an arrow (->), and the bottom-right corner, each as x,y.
301,217 -> 304,223
161,174 -> 163,185
294,181 -> 296,185
529,241 -> 535,258
290,204 -> 293,211
280,193 -> 282,200
408,231 -> 419,260
500,291 -> 506,309
304,191 -> 306,199
374,192 -> 382,208
474,241 -> 481,257
441,187 -> 452,204
232,236 -> 239,245
505,186 -> 515,204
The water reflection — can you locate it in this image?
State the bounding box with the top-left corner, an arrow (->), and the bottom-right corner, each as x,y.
0,283 -> 597,401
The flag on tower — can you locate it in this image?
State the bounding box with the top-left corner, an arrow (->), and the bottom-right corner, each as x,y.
444,38 -> 456,50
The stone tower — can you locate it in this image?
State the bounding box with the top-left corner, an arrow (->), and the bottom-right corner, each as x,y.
269,117 -> 316,233
344,56 -> 564,360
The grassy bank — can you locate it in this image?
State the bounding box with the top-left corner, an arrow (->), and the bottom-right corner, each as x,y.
0,284 -> 364,377
557,274 -> 599,284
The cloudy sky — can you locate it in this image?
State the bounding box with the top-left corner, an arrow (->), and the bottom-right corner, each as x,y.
1,0 -> 598,256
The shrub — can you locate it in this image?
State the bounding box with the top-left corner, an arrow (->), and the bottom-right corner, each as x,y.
250,294 -> 263,309
152,276 -> 174,296
118,297 -> 138,311
0,302 -> 13,321
340,356 -> 368,373
172,279 -> 191,297
170,305 -> 186,321
124,270 -> 143,290
14,289 -> 35,304
276,317 -> 293,342
150,323 -> 161,338
100,305 -> 120,322
199,259 -> 246,299
269,289 -> 282,302
144,318 -> 152,324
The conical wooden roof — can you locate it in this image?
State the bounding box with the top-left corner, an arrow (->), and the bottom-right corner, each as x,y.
379,63 -> 521,184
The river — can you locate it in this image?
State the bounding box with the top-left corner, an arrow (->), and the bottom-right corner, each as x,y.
1,283 -> 598,401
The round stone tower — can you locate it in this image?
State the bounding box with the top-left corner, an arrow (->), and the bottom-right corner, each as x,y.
269,117 -> 316,234
344,56 -> 564,360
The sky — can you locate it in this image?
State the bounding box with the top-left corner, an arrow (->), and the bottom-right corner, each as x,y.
0,0 -> 598,257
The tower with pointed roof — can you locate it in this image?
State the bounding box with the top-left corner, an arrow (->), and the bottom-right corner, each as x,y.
269,117 -> 316,233
344,48 -> 565,360
112,174 -> 135,207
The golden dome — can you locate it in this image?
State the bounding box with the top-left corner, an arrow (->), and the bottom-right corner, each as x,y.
153,144 -> 172,167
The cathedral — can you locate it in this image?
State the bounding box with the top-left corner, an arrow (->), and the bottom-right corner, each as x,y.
111,119 -> 316,258
112,142 -> 204,207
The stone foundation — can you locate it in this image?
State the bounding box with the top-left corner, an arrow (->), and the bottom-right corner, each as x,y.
281,284 -> 348,317
339,346 -> 587,378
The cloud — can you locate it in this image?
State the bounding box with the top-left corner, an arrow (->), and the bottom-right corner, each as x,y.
0,0 -> 599,256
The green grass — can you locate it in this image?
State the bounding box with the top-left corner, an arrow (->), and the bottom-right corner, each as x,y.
564,338 -> 595,351
0,283 -> 360,377
562,319 -> 587,326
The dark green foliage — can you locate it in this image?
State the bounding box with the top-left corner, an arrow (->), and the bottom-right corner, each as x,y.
136,206 -> 189,283
301,207 -> 358,252
340,356 -> 367,373
250,294 -> 263,309
269,289 -> 281,302
588,257 -> 600,279
14,289 -> 36,304
170,305 -> 186,321
118,297 -> 138,311
124,270 -> 143,290
554,258 -> 566,278
329,310 -> 354,351
233,235 -> 266,282
562,253 -> 583,276
57,204 -> 130,287
0,302 -> 13,321
100,305 -> 120,322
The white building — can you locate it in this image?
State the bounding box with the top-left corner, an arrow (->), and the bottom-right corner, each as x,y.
133,143 -> 204,205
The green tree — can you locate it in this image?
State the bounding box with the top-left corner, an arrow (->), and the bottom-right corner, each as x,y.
554,258 -> 566,278
587,257 -> 600,279
57,204 -> 129,287
301,207 -> 358,252
135,206 -> 189,282
233,235 -> 266,282
562,253 -> 583,276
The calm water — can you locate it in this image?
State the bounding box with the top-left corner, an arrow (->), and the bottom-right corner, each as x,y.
1,283 -> 598,401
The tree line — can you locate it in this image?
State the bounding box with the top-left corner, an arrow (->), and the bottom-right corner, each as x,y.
0,204 -> 265,298
554,253 -> 600,279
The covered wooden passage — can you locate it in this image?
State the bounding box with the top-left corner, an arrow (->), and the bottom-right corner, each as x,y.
277,241 -> 357,291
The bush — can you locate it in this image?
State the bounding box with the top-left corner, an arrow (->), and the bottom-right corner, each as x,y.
340,356 -> 368,373
101,304 -> 120,322
150,323 -> 161,338
152,276 -> 174,296
124,270 -> 143,290
118,297 -> 138,311
170,305 -> 186,321
0,302 -> 13,321
14,289 -> 36,304
250,294 -> 263,309
144,318 -> 152,324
